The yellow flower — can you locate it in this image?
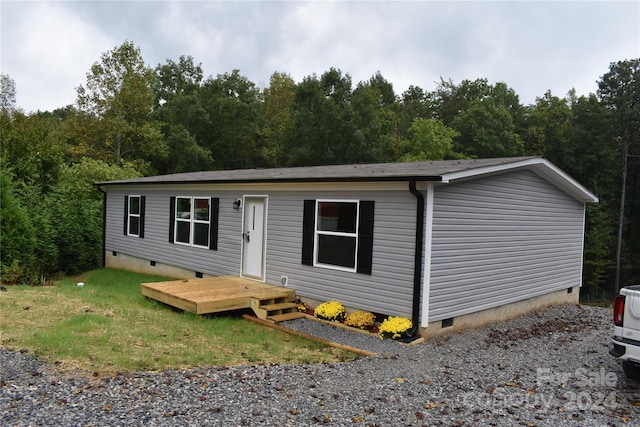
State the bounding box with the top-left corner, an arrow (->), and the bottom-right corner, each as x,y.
314,301 -> 346,322
344,310 -> 376,329
379,316 -> 412,340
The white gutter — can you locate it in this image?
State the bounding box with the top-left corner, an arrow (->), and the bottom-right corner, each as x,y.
421,182 -> 435,328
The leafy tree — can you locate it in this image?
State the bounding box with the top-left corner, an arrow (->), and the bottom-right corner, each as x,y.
198,70 -> 262,169
598,59 -> 640,291
288,69 -> 361,166
155,55 -> 204,104
524,91 -> 572,159
46,158 -> 141,274
350,80 -> 396,163
568,93 -> 619,296
366,71 -> 397,106
151,125 -> 213,174
75,41 -> 166,168
431,78 -> 493,125
288,74 -> 337,165
0,169 -> 36,283
397,85 -> 433,138
431,78 -> 524,158
259,72 -> 296,167
152,56 -> 212,174
0,111 -> 67,193
451,97 -> 524,157
394,118 -> 461,162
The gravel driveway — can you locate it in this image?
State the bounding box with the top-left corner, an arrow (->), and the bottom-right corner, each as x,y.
1,304 -> 638,426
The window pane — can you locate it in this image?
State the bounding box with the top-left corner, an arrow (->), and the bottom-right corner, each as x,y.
129,217 -> 139,236
176,221 -> 190,243
177,198 -> 191,219
317,235 -> 356,268
129,196 -> 140,214
317,202 -> 357,233
194,198 -> 209,221
193,223 -> 209,247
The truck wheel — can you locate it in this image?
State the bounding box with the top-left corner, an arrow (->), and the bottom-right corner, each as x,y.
622,361 -> 640,380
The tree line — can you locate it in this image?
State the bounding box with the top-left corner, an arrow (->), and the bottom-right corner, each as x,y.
1,41 -> 637,301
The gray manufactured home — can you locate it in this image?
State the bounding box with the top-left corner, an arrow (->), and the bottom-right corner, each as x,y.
96,157 -> 598,337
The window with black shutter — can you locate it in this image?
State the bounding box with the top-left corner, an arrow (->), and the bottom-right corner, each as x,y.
170,196 -> 219,250
302,199 -> 374,274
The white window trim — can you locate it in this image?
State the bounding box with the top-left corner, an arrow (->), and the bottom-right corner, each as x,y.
174,196 -> 210,248
127,195 -> 141,237
313,199 -> 360,273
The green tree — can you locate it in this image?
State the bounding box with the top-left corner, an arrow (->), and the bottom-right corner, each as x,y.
395,118 -> 461,162
259,72 -> 296,167
287,74 -> 336,165
46,158 -> 141,274
0,111 -> 67,193
76,41 -> 166,169
0,169 -> 36,283
152,56 -> 212,174
155,55 -> 204,104
431,78 -> 524,158
350,78 -> 396,163
198,70 -> 262,169
451,97 -> 524,157
524,91 -> 572,159
151,125 -> 213,174
397,85 -> 432,136
288,69 -> 359,166
598,59 -> 640,291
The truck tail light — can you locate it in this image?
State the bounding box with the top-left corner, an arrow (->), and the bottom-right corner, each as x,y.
614,295 -> 625,326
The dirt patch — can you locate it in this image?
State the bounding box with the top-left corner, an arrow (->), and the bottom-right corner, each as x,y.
485,313 -> 601,349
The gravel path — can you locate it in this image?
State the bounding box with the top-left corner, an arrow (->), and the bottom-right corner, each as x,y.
2,304 -> 639,426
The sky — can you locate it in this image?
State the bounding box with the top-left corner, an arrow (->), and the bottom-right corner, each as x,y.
1,1 -> 639,113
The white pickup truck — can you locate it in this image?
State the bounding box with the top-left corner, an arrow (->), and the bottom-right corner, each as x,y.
611,285 -> 640,379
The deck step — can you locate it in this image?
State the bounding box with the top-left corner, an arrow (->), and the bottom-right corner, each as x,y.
260,302 -> 298,311
250,295 -> 300,322
268,311 -> 306,322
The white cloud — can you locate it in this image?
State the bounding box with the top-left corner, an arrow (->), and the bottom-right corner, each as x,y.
1,0 -> 638,112
1,2 -> 114,112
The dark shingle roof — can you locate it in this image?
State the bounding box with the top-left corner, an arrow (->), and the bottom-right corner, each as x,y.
96,157 -> 537,186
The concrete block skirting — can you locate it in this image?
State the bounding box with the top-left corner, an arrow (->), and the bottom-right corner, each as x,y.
418,286 -> 581,340
105,251 -> 208,280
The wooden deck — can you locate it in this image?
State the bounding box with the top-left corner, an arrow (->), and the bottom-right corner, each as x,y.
141,276 -> 297,316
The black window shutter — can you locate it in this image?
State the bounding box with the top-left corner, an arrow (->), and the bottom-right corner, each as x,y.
169,197 -> 176,243
301,200 -> 316,266
139,196 -> 146,238
357,201 -> 375,275
209,198 -> 219,250
123,196 -> 129,235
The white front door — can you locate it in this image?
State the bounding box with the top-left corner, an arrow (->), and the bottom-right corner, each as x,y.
242,197 -> 267,280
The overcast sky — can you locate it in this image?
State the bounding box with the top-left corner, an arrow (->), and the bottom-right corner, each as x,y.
1,1 -> 638,113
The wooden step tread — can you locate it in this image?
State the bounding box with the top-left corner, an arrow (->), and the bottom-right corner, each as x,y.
268,312 -> 306,322
260,302 -> 298,311
252,292 -> 293,301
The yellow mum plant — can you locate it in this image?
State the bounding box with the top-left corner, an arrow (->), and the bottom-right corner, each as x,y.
314,301 -> 346,322
295,298 -> 309,312
379,316 -> 412,340
344,310 -> 376,330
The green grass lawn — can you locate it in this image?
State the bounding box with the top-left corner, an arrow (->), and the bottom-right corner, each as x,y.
0,268 -> 357,376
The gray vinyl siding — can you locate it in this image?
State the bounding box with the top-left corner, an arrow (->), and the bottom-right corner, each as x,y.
428,170 -> 585,321
106,188 -> 243,276
105,186 -> 418,318
264,190 -> 416,318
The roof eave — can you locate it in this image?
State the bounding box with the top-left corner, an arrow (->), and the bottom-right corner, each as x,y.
95,175 -> 444,187
440,157 -> 599,203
